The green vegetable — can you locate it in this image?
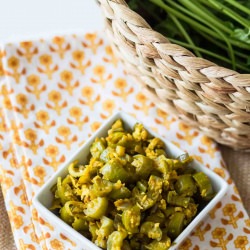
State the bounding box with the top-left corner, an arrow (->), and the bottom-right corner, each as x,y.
133,175 -> 163,210
132,123 -> 148,141
90,176 -> 113,198
128,0 -> 250,73
100,147 -> 116,163
132,154 -> 153,179
107,230 -> 127,250
89,222 -> 99,242
146,235 -> 171,250
56,177 -> 76,205
109,185 -> 131,200
51,119 -> 215,249
167,212 -> 186,239
167,190 -> 191,208
122,205 -> 141,234
90,138 -> 106,159
100,158 -> 131,183
95,216 -> 115,248
60,205 -> 74,225
114,198 -> 133,211
72,217 -> 89,231
84,197 -> 109,219
78,168 -> 92,184
136,180 -> 148,193
175,174 -> 197,196
140,221 -> 162,240
193,172 -> 214,200
116,145 -> 126,156
146,210 -> 166,225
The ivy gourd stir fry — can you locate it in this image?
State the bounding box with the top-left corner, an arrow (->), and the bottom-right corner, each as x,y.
51,120 -> 215,250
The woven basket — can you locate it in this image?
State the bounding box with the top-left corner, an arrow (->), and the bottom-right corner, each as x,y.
97,0 -> 250,150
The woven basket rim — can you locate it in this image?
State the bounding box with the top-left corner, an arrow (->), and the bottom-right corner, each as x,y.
111,0 -> 250,76
98,0 -> 250,150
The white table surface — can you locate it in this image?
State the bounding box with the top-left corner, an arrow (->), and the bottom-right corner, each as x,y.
0,0 -> 103,43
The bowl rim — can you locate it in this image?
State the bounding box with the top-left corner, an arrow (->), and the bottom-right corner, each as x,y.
33,110 -> 229,250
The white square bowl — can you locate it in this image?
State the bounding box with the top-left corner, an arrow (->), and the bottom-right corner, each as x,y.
33,111 -> 228,250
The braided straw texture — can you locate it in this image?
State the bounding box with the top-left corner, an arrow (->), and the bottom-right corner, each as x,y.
98,0 -> 250,150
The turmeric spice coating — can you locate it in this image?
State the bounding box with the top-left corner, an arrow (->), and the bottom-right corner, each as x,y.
51,119 -> 214,250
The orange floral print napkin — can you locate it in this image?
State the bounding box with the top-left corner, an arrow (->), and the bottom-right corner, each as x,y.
0,32 -> 249,250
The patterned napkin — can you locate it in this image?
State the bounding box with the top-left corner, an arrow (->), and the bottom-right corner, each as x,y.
0,32 -> 249,250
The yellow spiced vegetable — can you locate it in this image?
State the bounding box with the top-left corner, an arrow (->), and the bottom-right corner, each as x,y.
51,119 -> 215,249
